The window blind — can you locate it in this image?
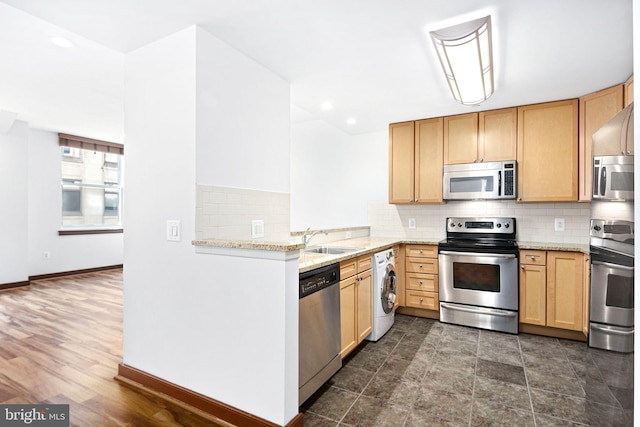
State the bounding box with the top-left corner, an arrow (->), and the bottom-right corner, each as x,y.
58,133 -> 124,155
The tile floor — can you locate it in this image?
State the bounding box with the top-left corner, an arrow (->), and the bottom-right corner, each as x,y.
301,314 -> 634,426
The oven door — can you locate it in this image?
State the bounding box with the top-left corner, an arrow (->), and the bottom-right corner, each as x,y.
590,258 -> 634,327
439,251 -> 518,310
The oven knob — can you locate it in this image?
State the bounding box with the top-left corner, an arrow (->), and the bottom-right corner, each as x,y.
593,225 -> 602,231
496,223 -> 502,228
504,223 -> 510,229
450,222 -> 456,228
457,223 -> 462,227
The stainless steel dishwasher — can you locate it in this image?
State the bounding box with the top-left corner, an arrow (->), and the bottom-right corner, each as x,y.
298,263 -> 342,405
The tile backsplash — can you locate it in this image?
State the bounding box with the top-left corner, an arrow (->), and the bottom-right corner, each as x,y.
196,185 -> 290,240
368,200 -> 592,244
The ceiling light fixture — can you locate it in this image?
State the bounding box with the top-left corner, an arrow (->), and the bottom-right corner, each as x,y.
346,118 -> 356,125
430,15 -> 494,105
50,36 -> 74,48
320,101 -> 333,111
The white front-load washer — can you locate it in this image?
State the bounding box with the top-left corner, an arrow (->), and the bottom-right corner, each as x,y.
366,248 -> 396,341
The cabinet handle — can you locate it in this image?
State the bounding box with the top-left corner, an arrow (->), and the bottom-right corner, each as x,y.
530,255 -> 536,261
626,150 -> 631,155
419,249 -> 423,254
419,264 -> 423,269
480,158 -> 484,163
473,159 -> 477,163
622,150 -> 626,155
419,280 -> 423,285
419,298 -> 424,303
585,258 -> 590,262
521,265 -> 525,269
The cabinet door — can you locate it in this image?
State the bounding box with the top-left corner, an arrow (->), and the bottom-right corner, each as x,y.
415,118 -> 444,203
546,252 -> 583,331
339,276 -> 357,358
580,85 -> 624,199
444,113 -> 478,164
389,121 -> 415,203
519,264 -> 546,326
517,100 -> 579,202
624,75 -> 634,107
478,108 -> 517,162
356,270 -> 373,344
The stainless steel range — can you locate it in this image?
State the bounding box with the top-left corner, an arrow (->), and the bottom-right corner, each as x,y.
589,219 -> 634,353
438,217 -> 519,334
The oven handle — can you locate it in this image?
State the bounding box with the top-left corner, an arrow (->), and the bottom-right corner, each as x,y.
439,251 -> 516,259
440,303 -> 517,318
591,260 -> 635,271
590,324 -> 634,336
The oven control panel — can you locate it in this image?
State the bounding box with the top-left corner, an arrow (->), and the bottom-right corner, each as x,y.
446,217 -> 515,234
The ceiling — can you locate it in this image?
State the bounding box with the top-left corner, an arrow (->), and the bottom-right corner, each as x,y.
0,0 -> 633,143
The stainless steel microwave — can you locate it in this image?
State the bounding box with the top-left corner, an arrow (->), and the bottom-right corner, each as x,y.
593,155 -> 634,201
443,161 -> 516,200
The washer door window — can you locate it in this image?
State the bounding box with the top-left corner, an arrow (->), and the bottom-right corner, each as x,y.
381,264 -> 397,314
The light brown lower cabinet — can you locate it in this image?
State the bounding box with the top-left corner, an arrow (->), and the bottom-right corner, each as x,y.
404,244 -> 439,311
339,254 -> 372,358
519,250 -> 584,332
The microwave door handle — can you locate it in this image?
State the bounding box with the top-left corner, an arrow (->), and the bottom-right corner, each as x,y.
600,166 -> 607,196
498,171 -> 502,196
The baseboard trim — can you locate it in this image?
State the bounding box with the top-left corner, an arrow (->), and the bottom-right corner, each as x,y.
116,364 -> 303,427
519,323 -> 587,342
29,264 -> 123,281
397,306 -> 439,320
0,281 -> 30,291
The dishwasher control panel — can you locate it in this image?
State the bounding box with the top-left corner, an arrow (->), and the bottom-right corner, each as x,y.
299,263 -> 340,299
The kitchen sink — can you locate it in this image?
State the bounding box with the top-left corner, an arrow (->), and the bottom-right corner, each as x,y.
304,246 -> 363,255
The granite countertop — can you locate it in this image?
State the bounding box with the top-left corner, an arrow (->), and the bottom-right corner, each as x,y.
193,236 -> 591,272
518,241 -> 590,254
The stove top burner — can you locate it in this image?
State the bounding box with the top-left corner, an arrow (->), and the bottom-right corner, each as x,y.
440,217 -> 518,255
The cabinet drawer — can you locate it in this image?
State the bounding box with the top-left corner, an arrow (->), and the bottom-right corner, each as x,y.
406,258 -> 438,274
340,259 -> 357,279
406,290 -> 439,310
520,250 -> 546,266
406,273 -> 437,292
405,245 -> 438,258
357,253 -> 372,273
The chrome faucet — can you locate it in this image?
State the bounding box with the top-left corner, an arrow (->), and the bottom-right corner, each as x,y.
302,227 -> 328,247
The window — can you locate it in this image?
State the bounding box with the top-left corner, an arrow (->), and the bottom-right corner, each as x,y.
59,133 -> 124,233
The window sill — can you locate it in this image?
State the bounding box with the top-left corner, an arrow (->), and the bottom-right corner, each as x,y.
58,228 -> 123,236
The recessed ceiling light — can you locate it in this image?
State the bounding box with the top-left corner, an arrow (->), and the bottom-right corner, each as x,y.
346,118 -> 356,125
321,101 -> 333,111
50,36 -> 74,48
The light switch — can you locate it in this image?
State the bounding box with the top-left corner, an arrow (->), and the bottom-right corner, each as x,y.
167,220 -> 181,241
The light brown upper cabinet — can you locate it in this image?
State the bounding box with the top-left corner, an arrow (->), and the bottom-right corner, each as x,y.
578,85 -> 624,202
517,99 -> 579,202
624,75 -> 634,107
389,118 -> 443,204
444,108 -> 517,165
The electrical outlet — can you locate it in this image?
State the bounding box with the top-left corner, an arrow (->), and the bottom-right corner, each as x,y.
251,220 -> 264,238
554,218 -> 565,232
43,251 -> 51,260
345,231 -> 352,239
408,218 -> 416,229
166,220 -> 181,241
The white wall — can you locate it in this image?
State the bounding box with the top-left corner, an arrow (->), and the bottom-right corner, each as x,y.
290,120 -> 386,231
0,121 -> 28,284
123,26 -> 298,426
195,27 -> 290,193
27,129 -> 123,276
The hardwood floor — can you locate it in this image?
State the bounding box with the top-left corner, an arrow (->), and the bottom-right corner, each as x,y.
0,270 -> 222,426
